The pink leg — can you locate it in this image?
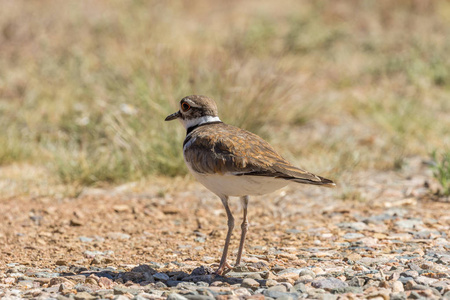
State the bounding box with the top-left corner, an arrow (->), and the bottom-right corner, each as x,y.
215,196 -> 234,275
235,195 -> 249,266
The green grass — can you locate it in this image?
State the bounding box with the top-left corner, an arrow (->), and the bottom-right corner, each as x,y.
1,1 -> 449,187
430,150 -> 450,196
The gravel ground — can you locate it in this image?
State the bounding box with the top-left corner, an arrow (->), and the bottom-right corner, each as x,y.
1,158 -> 449,299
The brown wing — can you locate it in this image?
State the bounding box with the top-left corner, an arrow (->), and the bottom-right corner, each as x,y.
184,123 -> 335,187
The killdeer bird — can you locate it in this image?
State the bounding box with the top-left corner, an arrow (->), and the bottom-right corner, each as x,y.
165,95 -> 335,275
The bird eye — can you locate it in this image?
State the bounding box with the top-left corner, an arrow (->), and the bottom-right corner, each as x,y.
181,102 -> 191,112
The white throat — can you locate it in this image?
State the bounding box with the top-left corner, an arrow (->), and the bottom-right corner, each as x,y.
180,115 -> 221,130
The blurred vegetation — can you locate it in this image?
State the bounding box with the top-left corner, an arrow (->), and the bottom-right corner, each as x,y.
0,0 -> 449,186
430,150 -> 450,196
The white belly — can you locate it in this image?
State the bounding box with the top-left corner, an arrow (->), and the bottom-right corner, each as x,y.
190,171 -> 288,197
183,151 -> 288,197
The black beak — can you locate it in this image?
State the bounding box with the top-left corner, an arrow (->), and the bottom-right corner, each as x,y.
165,111 -> 180,121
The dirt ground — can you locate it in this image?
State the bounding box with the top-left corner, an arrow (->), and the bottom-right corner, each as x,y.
0,157 -> 448,275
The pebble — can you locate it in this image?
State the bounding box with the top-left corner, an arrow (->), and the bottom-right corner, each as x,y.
293,282 -> 307,293
74,292 -> 96,300
107,232 -> 131,240
331,286 -> 363,294
167,293 -> 189,300
395,219 -> 423,230
392,281 -> 404,292
241,278 -> 260,288
342,233 -> 365,240
311,278 -> 348,290
79,236 -> 94,243
153,272 -> 170,281
337,222 -> 368,231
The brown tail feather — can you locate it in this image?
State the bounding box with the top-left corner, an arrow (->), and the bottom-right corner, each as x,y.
289,175 -> 336,187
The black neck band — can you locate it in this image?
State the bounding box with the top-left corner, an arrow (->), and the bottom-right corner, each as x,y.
186,121 -> 222,136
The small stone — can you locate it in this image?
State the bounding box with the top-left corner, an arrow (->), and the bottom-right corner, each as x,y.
395,219 -> 423,230
113,286 -> 140,295
245,295 -> 265,300
50,277 -> 75,289
85,278 -> 97,285
56,260 -> 68,266
277,252 -> 298,260
17,280 -> 34,289
265,279 -> 278,287
414,276 -> 437,286
400,270 -> 418,278
389,272 -> 400,281
408,291 -> 422,299
194,237 -> 206,243
113,204 -> 131,213
70,219 -> 83,226
267,285 -> 287,293
293,282 -> 307,293
262,271 -> 277,280
343,233 -> 365,240
321,294 -> 340,300
153,272 -> 170,281
404,280 -> 417,291
331,286 -> 363,294
131,264 -> 157,274
392,281 -> 404,292
337,222 -> 368,231
90,257 -> 104,265
347,277 -> 365,287
161,205 -> 180,214
299,269 -> 316,278
107,232 -> 131,240
311,278 -> 348,290
79,236 -> 93,243
98,277 -> 114,289
74,292 -> 96,300
35,271 -> 60,278
398,276 -> 414,283
311,267 -> 325,275
390,292 -> 407,300
263,290 -> 299,299
154,281 -> 167,288
297,274 -> 314,282
167,293 -> 189,300
233,288 -> 252,296
365,290 -> 390,300
248,261 -> 269,271
277,272 -> 300,283
75,284 -> 94,293
241,278 -> 260,288
232,265 -> 249,272
346,253 -> 362,262
245,273 -> 263,280
4,277 -> 16,284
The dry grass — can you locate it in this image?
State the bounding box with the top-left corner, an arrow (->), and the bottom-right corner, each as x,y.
1,0 -> 449,192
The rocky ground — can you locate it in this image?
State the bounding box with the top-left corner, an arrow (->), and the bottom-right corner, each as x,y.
0,158 -> 449,299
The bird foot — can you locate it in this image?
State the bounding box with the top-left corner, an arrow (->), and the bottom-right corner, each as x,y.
214,261 -> 233,276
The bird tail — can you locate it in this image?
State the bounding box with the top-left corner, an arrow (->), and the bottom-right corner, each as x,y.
288,175 -> 336,188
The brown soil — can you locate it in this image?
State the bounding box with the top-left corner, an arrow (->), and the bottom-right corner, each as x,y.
1,158 -> 448,274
